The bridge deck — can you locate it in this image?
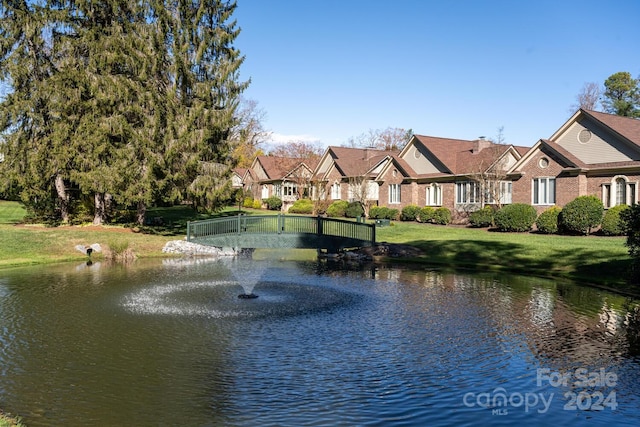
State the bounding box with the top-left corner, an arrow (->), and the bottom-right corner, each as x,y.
187,214 -> 376,252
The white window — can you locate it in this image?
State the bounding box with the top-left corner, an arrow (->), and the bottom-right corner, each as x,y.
367,181 -> 379,200
274,184 -> 282,197
486,181 -> 512,204
283,182 -> 296,197
603,176 -> 637,208
456,181 -> 479,204
261,185 -> 269,199
532,178 -> 555,205
426,183 -> 442,206
389,184 -> 401,204
331,183 -> 341,200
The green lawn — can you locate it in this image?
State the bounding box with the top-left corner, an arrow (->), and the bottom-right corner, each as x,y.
0,200 -> 635,293
376,221 -> 632,290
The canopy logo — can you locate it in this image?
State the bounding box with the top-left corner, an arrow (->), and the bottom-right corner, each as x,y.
462,367 -> 618,415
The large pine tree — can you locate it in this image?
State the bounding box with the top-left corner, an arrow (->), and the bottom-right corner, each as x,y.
0,0 -> 247,224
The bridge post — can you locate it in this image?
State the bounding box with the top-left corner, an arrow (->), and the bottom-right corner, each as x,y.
317,215 -> 323,237
277,214 -> 284,233
187,221 -> 191,241
371,221 -> 376,246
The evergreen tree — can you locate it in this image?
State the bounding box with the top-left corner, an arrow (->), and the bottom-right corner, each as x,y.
0,0 -> 248,224
602,71 -> 640,118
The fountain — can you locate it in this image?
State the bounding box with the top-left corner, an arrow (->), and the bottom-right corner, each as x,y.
229,252 -> 263,298
120,256 -> 357,319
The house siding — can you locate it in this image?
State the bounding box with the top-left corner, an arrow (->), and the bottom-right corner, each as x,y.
403,144 -> 442,174
556,118 -> 639,164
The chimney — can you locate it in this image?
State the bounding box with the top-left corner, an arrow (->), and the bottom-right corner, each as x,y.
473,136 -> 491,154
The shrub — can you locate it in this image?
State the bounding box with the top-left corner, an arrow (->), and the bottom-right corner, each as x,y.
288,199 -> 313,214
535,206 -> 561,234
622,204 -> 640,282
419,206 -> 435,223
601,204 -> 630,236
622,204 -> 640,258
369,206 -> 384,219
369,206 -> 399,220
386,208 -> 400,220
494,203 -> 537,232
252,199 -> 262,209
432,207 -> 452,225
326,200 -> 349,218
345,202 -> 364,218
558,195 -> 604,235
401,205 -> 421,221
264,196 -> 282,211
468,206 -> 494,228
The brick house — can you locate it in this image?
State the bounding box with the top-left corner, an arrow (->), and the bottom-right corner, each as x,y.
313,146 -> 395,208
375,135 -> 528,220
508,109 -> 640,214
243,155 -> 319,211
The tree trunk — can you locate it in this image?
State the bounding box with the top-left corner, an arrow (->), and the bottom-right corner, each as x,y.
136,200 -> 146,225
54,174 -> 70,223
93,192 -> 106,225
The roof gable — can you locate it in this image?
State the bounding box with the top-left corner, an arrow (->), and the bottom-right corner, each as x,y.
252,155 -> 319,181
399,136 -> 451,174
550,109 -> 640,165
315,146 -> 397,179
508,139 -> 583,175
403,134 -> 520,177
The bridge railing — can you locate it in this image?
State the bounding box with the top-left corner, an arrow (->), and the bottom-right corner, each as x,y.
187,214 -> 375,246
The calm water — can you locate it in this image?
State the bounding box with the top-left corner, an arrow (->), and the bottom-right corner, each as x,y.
0,255 -> 639,426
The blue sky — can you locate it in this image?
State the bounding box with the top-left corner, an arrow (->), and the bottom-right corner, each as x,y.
234,0 -> 640,148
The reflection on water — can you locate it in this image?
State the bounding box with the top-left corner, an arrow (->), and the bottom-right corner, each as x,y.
0,257 -> 639,426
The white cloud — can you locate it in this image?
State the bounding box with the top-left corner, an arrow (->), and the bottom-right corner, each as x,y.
267,132 -> 321,145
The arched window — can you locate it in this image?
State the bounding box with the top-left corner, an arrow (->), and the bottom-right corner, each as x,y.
603,176 -> 637,208
331,182 -> 341,200
616,178 -> 626,206
426,183 -> 442,206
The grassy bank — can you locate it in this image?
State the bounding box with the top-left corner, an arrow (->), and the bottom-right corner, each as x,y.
0,412 -> 24,427
375,222 -> 633,293
0,200 -> 635,293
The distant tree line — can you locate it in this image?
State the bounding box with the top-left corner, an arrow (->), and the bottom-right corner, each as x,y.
0,0 -> 248,225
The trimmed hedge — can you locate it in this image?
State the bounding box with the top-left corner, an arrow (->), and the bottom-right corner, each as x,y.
558,195 -> 604,235
288,199 -> 314,214
601,204 -> 630,236
401,205 -> 421,221
535,206 -> 561,234
468,206 -> 494,228
494,203 -> 537,232
369,206 -> 399,220
326,200 -> 349,218
432,207 -> 452,225
264,196 -> 282,211
345,201 -> 364,218
419,206 -> 435,223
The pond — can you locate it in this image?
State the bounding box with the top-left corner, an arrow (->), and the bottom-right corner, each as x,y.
0,254 -> 639,426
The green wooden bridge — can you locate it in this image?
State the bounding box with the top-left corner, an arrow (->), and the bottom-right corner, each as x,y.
187,214 -> 376,253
